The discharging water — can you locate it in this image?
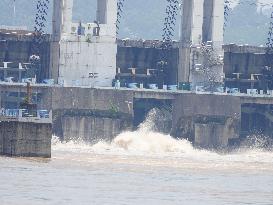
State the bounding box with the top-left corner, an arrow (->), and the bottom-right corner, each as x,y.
1,114 -> 273,205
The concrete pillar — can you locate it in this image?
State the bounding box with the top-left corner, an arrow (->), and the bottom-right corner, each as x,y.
97,0 -> 117,26
51,0 -> 74,83
178,47 -> 191,83
62,0 -> 74,35
203,0 -> 224,51
179,0 -> 204,83
179,0 -> 224,84
211,0 -> 224,50
18,70 -> 22,82
202,0 -> 214,43
3,70 -> 7,80
52,0 -> 74,39
180,0 -> 204,45
52,0 -> 62,42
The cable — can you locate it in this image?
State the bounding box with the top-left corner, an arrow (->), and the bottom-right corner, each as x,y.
162,0 -> 179,48
32,0 -> 50,55
117,0 -> 125,35
31,0 -> 50,81
224,0 -> 231,31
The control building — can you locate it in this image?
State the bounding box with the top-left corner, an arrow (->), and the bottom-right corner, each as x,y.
51,0 -> 117,87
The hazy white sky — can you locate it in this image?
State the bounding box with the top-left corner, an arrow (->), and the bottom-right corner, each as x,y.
230,0 -> 272,8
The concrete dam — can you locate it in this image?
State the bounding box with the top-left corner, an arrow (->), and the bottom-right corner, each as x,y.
2,83 -> 273,149
0,0 -> 273,156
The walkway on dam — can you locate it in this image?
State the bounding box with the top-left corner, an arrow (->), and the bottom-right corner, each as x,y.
1,82 -> 273,105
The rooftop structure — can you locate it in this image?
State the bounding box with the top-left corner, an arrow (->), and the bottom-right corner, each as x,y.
51,0 -> 117,87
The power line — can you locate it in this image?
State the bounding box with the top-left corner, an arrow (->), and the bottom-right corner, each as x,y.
117,0 -> 125,35
33,0 -> 50,55
162,0 -> 179,45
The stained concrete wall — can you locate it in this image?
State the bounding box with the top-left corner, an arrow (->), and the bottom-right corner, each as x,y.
0,121 -> 52,158
171,93 -> 241,148
37,87 -> 135,140
62,115 -> 131,142
53,0 -> 117,87
195,123 -> 228,148
50,87 -> 134,114
7,84 -> 273,148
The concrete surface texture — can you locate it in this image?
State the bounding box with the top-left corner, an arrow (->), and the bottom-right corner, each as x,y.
52,0 -> 117,87
0,121 -> 52,158
2,84 -> 273,148
171,93 -> 241,148
179,0 -> 224,86
62,115 -> 131,142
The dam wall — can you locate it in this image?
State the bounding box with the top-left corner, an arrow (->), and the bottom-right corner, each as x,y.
62,116 -> 131,142
171,94 -> 241,148
40,87 -> 134,141
2,84 -> 273,148
40,87 -> 242,148
0,120 -> 52,158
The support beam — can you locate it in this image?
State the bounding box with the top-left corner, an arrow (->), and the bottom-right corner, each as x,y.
180,0 -> 204,45
179,0 -> 224,85
62,0 -> 74,36
179,0 -> 204,83
97,0 -> 117,26
52,0 -> 62,42
211,0 -> 224,51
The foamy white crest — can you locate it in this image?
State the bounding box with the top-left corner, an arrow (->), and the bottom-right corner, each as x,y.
95,131 -> 195,155
90,108 -> 213,157
51,109 -> 273,166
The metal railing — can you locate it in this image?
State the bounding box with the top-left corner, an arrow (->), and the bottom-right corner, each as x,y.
0,109 -> 52,122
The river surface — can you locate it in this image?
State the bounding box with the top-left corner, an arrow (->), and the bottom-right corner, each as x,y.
1,126 -> 273,204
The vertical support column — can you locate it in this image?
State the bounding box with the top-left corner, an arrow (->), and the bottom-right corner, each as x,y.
97,0 -> 117,26
52,0 -> 74,40
180,0 -> 204,45
50,0 -> 74,83
50,0 -> 63,82
202,0 -> 224,79
52,0 -> 62,42
202,0 -> 213,43
211,0 -> 224,53
62,0 -> 74,36
179,0 -> 204,83
18,70 -> 22,82
191,0 -> 205,45
203,0 -> 224,51
97,0 -> 107,24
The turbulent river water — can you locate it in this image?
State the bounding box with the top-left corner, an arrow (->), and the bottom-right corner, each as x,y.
1,117 -> 273,205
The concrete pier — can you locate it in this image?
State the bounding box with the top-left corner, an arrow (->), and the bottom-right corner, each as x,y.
2,84 -> 273,149
171,94 -> 240,148
0,110 -> 52,158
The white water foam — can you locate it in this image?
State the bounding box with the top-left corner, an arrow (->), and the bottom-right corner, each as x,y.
52,109 -> 273,171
